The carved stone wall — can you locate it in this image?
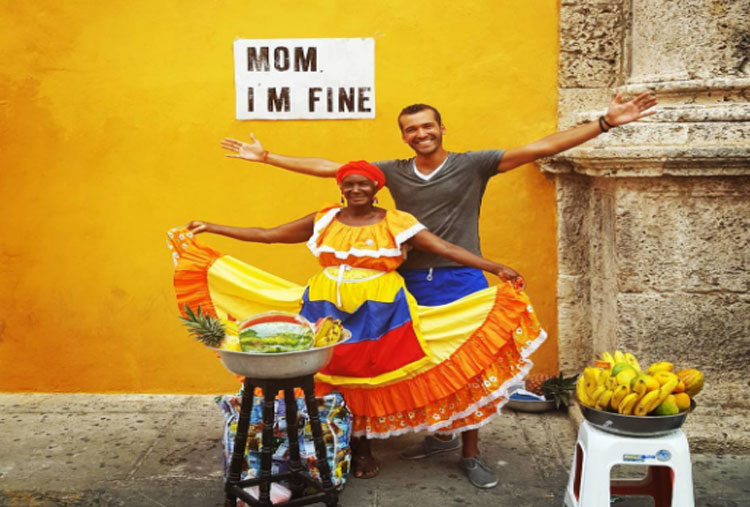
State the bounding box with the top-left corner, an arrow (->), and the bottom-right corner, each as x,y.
545,0 -> 750,452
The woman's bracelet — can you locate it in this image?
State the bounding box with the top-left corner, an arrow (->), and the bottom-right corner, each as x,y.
262,150 -> 269,163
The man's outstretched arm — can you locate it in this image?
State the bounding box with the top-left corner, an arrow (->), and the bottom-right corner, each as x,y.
497,92 -> 658,173
220,134 -> 341,177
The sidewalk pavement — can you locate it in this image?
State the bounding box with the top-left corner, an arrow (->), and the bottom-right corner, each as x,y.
0,394 -> 747,507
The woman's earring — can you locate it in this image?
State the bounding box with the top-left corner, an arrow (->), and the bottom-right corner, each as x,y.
372,196 -> 379,205
340,194 -> 346,205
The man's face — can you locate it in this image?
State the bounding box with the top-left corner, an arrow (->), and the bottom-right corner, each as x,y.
399,110 -> 446,156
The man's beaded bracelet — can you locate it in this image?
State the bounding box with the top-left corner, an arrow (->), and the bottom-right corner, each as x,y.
598,115 -> 615,132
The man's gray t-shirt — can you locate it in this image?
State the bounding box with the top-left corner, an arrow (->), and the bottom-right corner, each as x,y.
373,150 -> 504,270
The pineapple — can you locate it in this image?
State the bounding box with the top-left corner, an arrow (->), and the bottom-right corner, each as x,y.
179,305 -> 225,347
524,373 -> 552,396
541,372 -> 579,409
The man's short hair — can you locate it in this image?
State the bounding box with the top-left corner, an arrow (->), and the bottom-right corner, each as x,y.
398,104 -> 442,130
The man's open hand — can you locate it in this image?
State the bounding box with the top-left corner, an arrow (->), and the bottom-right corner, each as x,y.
220,133 -> 266,161
605,91 -> 658,126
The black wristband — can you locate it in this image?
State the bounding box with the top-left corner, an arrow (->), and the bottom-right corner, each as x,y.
598,116 -> 609,133
599,115 -> 616,133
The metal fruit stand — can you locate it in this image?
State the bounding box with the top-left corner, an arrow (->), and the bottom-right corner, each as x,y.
216,337 -> 348,507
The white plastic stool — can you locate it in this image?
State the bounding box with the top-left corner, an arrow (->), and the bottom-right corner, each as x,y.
563,421 -> 694,507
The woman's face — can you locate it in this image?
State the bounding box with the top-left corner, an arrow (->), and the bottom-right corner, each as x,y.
340,174 -> 378,206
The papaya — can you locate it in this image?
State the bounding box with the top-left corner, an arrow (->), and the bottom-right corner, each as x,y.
675,369 -> 704,397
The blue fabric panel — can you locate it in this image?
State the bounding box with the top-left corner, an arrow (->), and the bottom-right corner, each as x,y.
300,287 -> 413,344
398,267 -> 489,306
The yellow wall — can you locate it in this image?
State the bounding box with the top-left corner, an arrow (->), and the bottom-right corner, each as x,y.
0,1 -> 559,393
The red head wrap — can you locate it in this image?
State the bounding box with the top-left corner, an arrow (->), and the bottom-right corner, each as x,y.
336,160 -> 386,191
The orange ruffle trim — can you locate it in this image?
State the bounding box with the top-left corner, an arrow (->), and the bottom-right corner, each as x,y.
169,229 -> 223,319
314,282 -> 544,436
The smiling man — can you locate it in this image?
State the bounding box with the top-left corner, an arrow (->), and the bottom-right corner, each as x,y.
369,104 -> 508,307
219,93 -> 657,487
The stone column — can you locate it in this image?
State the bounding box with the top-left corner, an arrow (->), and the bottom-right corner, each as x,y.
543,0 -> 750,451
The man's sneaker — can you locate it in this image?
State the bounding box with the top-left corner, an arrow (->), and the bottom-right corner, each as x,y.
459,456 -> 499,489
400,435 -> 460,460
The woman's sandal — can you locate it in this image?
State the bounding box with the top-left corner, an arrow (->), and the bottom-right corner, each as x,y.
351,453 -> 380,479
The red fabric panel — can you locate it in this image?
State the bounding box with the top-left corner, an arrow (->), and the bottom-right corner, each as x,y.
320,320 -> 425,378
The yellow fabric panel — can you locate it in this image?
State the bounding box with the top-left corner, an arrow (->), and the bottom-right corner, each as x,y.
306,268 -> 405,312
418,287 -> 498,362
207,255 -> 305,320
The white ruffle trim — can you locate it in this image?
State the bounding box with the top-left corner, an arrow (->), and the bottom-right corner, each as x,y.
306,207 -> 341,255
393,223 -> 426,246
350,328 -> 548,439
306,208 -> 426,260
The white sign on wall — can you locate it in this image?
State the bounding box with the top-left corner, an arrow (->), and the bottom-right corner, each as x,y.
234,38 -> 375,120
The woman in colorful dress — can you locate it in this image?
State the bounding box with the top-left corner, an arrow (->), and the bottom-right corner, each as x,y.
169,160 -> 546,480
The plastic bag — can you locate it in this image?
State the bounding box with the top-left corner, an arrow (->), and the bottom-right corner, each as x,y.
217,391 -> 352,489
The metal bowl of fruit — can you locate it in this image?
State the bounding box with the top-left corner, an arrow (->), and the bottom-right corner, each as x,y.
214,313 -> 351,379
506,373 -> 578,413
578,400 -> 695,437
214,336 -> 350,379
506,394 -> 557,413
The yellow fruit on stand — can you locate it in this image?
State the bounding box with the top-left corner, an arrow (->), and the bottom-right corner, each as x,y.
579,352 -> 702,417
676,369 -> 705,397
614,350 -> 626,364
611,362 -> 634,377
652,370 -> 679,386
314,316 -> 344,347
673,392 -> 691,412
610,384 -> 631,411
625,353 -> 642,374
618,393 -> 642,415
590,385 -> 607,404
595,389 -> 614,411
634,390 -> 660,416
222,334 -> 243,352
631,374 -> 660,395
647,361 -> 675,374
653,395 -> 680,416
648,377 -> 680,412
583,367 -> 602,398
616,368 -> 638,386
576,376 -> 592,406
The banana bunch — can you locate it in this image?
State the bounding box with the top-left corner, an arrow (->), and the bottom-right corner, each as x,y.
313,317 -> 345,347
576,350 -> 704,416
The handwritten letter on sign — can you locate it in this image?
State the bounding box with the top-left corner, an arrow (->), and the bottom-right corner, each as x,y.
234,38 -> 375,120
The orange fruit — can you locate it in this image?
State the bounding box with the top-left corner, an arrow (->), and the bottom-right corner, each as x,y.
673,392 -> 691,412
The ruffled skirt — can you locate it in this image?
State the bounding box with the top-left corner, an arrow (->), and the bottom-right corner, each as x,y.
168,228 -> 546,438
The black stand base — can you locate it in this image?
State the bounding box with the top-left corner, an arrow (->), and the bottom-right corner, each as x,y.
224,375 -> 339,507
